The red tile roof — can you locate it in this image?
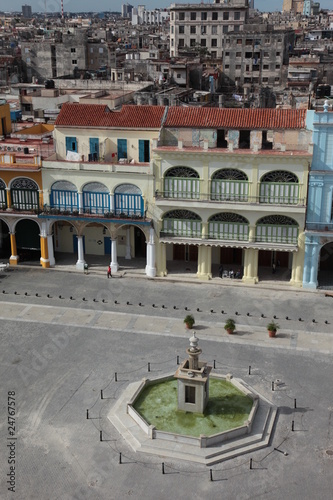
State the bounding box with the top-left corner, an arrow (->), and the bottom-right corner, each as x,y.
164,107 -> 307,130
55,103 -> 166,128
55,104 -> 307,130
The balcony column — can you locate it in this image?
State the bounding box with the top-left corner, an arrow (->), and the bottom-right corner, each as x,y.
39,221 -> 50,268
76,235 -> 86,271
201,222 -> 208,239
248,225 -> 256,242
125,227 -> 131,259
9,232 -> 18,265
6,188 -> 11,209
43,189 -> 50,208
78,192 -> 83,214
146,227 -> 156,278
110,192 -> 115,213
111,238 -> 119,273
250,161 -> 259,200
201,160 -> 209,201
197,245 -> 212,280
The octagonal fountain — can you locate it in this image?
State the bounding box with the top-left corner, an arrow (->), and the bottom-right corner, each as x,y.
108,333 -> 277,465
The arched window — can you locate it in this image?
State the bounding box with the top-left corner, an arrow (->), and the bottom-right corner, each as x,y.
114,184 -> 143,216
259,170 -> 299,205
50,181 -> 78,211
0,179 -> 7,209
208,213 -> 249,241
211,169 -> 249,202
164,167 -> 200,200
256,215 -> 298,245
162,210 -> 202,238
11,178 -> 39,210
83,182 -> 110,214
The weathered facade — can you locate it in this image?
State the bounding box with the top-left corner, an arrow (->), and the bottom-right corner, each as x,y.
169,0 -> 249,59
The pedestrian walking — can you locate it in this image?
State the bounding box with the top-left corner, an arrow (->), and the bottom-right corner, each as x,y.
107,265 -> 112,278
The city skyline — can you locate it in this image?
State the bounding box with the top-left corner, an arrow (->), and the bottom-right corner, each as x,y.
3,0 -> 332,14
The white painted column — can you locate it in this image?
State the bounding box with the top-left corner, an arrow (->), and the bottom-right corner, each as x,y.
47,234 -> 55,267
111,238 -> 119,272
78,192 -> 83,214
110,193 -> 115,213
146,227 -> 156,277
76,235 -> 86,270
125,227 -> 131,259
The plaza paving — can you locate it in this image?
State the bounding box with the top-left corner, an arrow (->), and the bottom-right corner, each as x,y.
0,267 -> 333,499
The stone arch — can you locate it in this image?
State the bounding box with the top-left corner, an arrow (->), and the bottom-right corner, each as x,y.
208,212 -> 249,241
15,218 -> 41,262
164,167 -> 200,200
161,209 -> 202,238
114,183 -> 144,216
257,215 -> 298,226
10,177 -> 39,190
211,168 -> 249,202
256,215 -> 299,245
260,170 -> 299,183
114,183 -> 142,194
164,166 -> 200,178
51,180 -> 77,190
259,170 -> 300,205
82,182 -> 110,215
10,177 -> 40,210
211,168 -> 248,181
50,180 -> 78,212
319,241 -> 333,272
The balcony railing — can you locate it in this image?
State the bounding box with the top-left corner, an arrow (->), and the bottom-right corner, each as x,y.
156,191 -> 305,206
306,222 -> 333,232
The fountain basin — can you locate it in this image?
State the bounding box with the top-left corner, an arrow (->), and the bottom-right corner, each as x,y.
127,374 -> 258,448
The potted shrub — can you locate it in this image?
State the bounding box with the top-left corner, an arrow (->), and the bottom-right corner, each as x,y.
184,314 -> 195,330
267,320 -> 279,338
224,318 -> 236,334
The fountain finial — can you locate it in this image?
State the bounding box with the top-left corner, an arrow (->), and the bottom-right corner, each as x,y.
189,331 -> 199,352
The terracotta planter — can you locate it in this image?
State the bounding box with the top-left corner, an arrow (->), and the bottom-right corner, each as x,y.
185,323 -> 193,330
268,329 -> 277,338
226,328 -> 235,334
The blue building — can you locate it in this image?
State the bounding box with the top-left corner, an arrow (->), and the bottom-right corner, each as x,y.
303,104 -> 333,289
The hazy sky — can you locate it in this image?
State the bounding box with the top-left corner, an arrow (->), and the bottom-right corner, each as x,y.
4,0 -> 332,14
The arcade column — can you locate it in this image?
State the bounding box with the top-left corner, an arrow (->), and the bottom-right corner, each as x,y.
9,232 -> 18,265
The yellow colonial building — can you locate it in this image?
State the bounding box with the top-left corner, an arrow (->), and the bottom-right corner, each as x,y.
41,103 -> 165,274
153,107 -> 312,286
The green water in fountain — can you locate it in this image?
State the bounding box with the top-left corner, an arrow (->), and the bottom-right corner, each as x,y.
133,378 -> 253,437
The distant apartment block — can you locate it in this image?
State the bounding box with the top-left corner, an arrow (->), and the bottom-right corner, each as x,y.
131,5 -> 169,25
22,4 -> 32,18
169,0 -> 249,58
222,28 -> 294,90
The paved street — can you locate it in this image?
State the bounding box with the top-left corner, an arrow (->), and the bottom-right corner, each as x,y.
0,267 -> 333,499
